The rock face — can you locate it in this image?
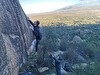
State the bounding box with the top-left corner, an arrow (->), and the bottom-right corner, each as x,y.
0,0 -> 33,75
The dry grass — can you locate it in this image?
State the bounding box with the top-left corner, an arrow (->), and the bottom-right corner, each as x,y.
28,9 -> 100,26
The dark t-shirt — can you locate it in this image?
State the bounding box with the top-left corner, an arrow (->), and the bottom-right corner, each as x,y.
29,20 -> 42,40
33,26 -> 42,40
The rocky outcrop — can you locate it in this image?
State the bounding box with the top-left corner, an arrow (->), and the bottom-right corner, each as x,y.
0,0 -> 33,75
38,67 -> 49,73
72,35 -> 84,43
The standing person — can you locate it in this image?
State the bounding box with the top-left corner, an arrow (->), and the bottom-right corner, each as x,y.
28,19 -> 42,53
52,54 -> 62,75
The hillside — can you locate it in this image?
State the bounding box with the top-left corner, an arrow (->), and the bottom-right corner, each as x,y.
28,1 -> 100,26
20,24 -> 100,75
19,1 -> 100,75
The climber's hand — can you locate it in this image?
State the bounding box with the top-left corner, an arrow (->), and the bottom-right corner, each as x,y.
27,17 -> 30,20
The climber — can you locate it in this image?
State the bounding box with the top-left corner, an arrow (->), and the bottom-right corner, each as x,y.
28,18 -> 42,52
51,54 -> 62,75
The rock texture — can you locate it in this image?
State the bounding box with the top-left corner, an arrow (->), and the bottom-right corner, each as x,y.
0,0 -> 33,75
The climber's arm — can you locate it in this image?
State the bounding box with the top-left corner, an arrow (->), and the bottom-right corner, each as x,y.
51,54 -> 57,61
29,20 -> 35,27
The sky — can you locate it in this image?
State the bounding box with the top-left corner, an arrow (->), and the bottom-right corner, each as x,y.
19,0 -> 96,14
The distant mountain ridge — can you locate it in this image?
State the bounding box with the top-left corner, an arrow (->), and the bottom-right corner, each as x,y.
57,0 -> 100,11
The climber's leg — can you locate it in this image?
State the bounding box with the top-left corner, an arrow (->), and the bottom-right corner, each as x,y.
55,65 -> 61,75
31,39 -> 36,50
27,39 -> 36,55
35,39 -> 40,52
